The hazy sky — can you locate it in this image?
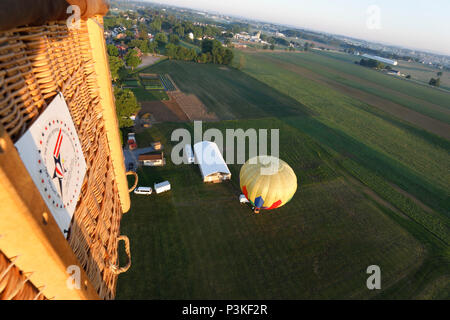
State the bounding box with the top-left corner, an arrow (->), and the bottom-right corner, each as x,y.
147,0 -> 450,55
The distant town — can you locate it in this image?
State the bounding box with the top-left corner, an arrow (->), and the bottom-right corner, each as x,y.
105,0 -> 450,71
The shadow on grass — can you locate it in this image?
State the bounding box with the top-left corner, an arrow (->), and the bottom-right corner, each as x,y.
282,116 -> 450,217
145,60 -> 313,120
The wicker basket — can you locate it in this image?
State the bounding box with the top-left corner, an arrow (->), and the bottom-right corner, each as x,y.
0,2 -> 133,300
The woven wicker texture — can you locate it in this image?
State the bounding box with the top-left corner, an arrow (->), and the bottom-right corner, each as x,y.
0,250 -> 46,300
0,20 -> 126,300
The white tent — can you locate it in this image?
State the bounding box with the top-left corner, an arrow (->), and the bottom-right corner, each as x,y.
193,141 -> 231,183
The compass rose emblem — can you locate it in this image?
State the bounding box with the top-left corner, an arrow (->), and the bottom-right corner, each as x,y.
52,128 -> 67,201
14,93 -> 87,237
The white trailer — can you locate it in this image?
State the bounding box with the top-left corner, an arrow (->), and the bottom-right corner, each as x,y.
154,181 -> 171,194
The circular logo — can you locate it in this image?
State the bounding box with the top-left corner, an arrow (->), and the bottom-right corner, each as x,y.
36,118 -> 84,210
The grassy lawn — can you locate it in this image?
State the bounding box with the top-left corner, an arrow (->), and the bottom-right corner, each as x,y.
130,87 -> 169,101
122,71 -> 169,102
297,50 -> 450,110
116,120 -> 424,299
123,79 -> 140,87
147,60 -> 307,120
116,55 -> 450,299
248,51 -> 450,124
236,51 -> 450,218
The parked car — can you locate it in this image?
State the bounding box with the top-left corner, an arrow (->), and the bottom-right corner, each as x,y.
128,132 -> 137,150
134,187 -> 152,195
128,140 -> 137,150
127,132 -> 136,141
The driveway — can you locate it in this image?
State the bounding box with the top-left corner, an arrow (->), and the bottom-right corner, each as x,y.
123,146 -> 156,171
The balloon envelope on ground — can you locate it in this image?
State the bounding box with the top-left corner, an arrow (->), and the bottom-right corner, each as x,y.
239,156 -> 297,213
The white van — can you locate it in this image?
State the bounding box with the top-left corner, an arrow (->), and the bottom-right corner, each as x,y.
134,186 -> 152,195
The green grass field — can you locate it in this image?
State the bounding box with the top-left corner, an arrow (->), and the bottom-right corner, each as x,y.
116,51 -> 450,299
395,60 -> 450,91
129,87 -> 169,101
122,72 -> 169,101
249,51 -> 450,124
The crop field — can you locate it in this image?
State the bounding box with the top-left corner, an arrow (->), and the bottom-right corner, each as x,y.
159,74 -> 177,91
140,78 -> 164,90
123,78 -> 140,87
233,51 -> 450,218
247,51 -> 450,131
395,60 -> 450,91
148,60 -> 307,120
122,73 -> 169,101
116,52 -> 450,299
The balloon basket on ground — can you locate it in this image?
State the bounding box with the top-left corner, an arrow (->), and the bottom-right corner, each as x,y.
239,156 -> 298,214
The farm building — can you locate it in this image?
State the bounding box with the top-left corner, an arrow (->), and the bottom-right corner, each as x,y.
184,144 -> 195,164
193,141 -> 231,183
138,152 -> 165,166
361,54 -> 398,66
154,181 -> 171,194
387,69 -> 401,76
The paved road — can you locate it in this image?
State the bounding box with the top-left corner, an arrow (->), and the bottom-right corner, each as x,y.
123,146 -> 156,171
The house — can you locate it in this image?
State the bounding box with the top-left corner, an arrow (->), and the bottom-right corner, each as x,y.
116,33 -> 126,40
138,152 -> 165,167
232,43 -> 247,49
154,181 -> 171,194
193,141 -> 231,183
152,141 -> 162,151
133,47 -> 143,58
387,69 -> 401,76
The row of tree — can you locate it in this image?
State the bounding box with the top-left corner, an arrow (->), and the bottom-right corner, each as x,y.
429,72 -> 443,87
114,87 -> 140,129
165,39 -> 234,65
358,58 -> 385,69
107,44 -> 142,77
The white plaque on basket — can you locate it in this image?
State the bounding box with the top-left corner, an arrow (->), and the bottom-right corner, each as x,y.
15,93 -> 87,237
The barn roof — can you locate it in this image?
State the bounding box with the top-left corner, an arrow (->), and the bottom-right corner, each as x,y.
193,141 -> 231,178
138,152 -> 163,161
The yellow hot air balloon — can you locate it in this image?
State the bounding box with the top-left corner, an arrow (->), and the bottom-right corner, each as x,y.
240,156 -> 297,213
